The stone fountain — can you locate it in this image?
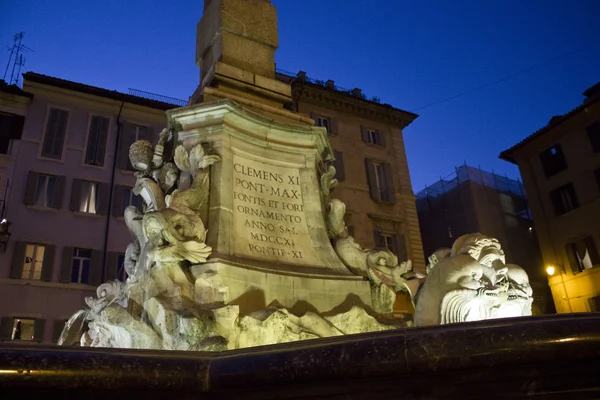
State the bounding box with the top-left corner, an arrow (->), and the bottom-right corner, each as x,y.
58,99 -> 534,351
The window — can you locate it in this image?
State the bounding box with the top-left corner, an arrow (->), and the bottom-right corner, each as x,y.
566,237 -> 600,274
85,116 -> 109,166
365,159 -> 395,202
70,179 -> 107,214
539,144 -> 567,177
116,253 -> 128,281
24,172 -> 65,209
374,230 -> 408,261
11,242 -> 55,281
11,318 -> 35,341
0,112 -> 24,154
332,150 -> 345,181
317,116 -> 330,131
549,183 -> 579,215
310,113 -> 337,134
589,296 -> 600,312
587,121 -> 600,153
35,174 -> 57,207
71,248 -> 92,284
21,244 -> 45,280
41,108 -> 69,159
361,126 -> 385,146
80,181 -> 98,213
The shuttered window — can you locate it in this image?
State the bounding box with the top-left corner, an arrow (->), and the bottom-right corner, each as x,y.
23,171 -> 65,209
0,317 -> 45,342
85,116 -> 109,166
361,126 -> 385,146
70,179 -> 110,215
41,108 -> 68,159
333,150 -> 345,181
365,159 -> 396,203
59,246 -> 103,286
10,241 -> 56,282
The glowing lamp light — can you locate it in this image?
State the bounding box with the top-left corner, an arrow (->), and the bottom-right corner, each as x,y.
546,265 -> 556,276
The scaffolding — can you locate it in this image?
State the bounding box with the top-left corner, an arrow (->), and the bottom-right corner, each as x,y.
416,164 -> 531,220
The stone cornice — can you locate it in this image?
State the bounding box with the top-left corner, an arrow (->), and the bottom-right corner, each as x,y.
292,81 -> 418,129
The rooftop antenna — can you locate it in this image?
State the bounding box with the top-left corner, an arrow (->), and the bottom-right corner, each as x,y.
3,32 -> 33,86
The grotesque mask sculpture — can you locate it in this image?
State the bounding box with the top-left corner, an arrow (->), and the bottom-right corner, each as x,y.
414,234 -> 533,326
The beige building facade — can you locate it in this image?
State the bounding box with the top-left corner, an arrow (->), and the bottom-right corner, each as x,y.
500,82 -> 600,314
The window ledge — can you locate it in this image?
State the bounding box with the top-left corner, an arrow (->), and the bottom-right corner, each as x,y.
363,142 -> 386,148
72,211 -> 103,218
37,155 -> 65,164
81,163 -> 107,171
26,205 -> 58,212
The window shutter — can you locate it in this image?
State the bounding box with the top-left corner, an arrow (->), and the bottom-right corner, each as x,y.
112,185 -> 125,217
60,247 -> 74,283
95,117 -> 109,166
364,158 -> 379,201
89,250 -> 103,286
40,244 -> 56,282
52,319 -> 66,343
70,179 -> 82,211
0,317 -> 14,340
361,126 -> 369,143
383,162 -> 396,203
565,244 -> 580,275
585,237 -> 600,265
378,130 -> 386,147
333,150 -> 345,181
97,182 -> 110,215
106,251 -> 118,281
24,171 -> 39,205
85,116 -> 99,165
396,233 -> 408,261
33,319 -> 46,342
373,229 -> 386,249
329,118 -> 338,135
10,241 -> 27,279
51,175 -> 66,209
118,123 -> 131,170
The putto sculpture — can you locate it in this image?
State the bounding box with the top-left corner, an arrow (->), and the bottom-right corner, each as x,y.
413,233 -> 533,326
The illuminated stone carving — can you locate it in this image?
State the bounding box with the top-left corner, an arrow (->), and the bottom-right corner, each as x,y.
59,108 -> 404,351
414,233 -> 533,327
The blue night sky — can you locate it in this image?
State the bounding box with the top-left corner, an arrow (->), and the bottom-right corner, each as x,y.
2,0 -> 599,191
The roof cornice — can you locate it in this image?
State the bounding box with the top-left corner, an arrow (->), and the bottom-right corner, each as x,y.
291,80 -> 418,129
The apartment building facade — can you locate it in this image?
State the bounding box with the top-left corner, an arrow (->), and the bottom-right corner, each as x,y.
0,73 -> 178,343
500,81 -> 600,314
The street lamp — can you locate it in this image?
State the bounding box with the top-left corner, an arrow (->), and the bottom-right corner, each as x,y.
546,263 -> 572,313
0,219 -> 11,253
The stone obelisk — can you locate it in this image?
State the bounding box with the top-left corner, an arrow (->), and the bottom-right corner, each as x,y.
168,0 -> 374,315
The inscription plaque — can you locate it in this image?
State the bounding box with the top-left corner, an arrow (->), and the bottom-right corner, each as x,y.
231,154 -> 323,266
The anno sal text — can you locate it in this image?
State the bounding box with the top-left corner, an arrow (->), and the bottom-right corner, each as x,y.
233,162 -> 307,260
